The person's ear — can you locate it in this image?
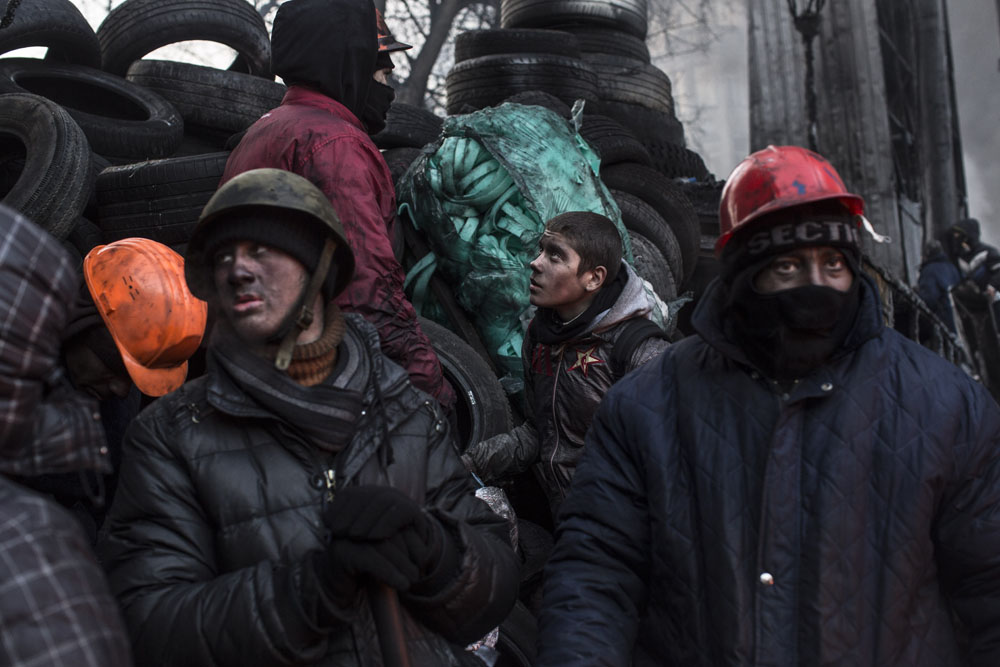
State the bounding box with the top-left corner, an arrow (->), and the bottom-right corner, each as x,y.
586,265 -> 607,292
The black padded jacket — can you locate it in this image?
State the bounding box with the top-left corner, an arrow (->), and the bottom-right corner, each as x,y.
99,314 -> 519,666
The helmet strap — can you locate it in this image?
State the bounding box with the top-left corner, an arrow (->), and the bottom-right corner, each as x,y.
274,238 -> 336,371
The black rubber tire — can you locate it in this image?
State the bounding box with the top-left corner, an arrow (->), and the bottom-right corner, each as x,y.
591,99 -> 686,152
646,140 -> 710,180
0,93 -> 95,240
501,0 -> 648,39
126,60 -> 285,135
445,54 -> 598,115
561,26 -> 650,62
66,216 -> 104,256
0,58 -> 183,163
601,162 -> 699,284
612,188 -> 683,285
0,0 -> 101,67
629,230 -> 677,301
172,129 -> 232,157
579,114 -> 651,167
382,146 -> 424,190
96,0 -> 271,78
454,28 -> 582,63
584,53 -> 673,115
372,103 -> 444,150
678,178 -> 725,237
496,600 -> 537,667
94,151 -> 230,246
417,317 -> 513,453
503,90 -> 572,118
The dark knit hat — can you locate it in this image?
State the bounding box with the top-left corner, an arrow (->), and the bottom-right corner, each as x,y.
720,207 -> 861,282
199,209 -> 340,301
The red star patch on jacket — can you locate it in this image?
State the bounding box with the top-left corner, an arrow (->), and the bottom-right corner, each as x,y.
568,345 -> 604,376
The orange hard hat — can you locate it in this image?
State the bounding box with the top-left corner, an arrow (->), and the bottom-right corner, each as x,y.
83,238 -> 207,397
715,145 -> 865,256
376,8 -> 411,52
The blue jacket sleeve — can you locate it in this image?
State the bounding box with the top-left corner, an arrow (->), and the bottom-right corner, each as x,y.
933,384 -> 1000,666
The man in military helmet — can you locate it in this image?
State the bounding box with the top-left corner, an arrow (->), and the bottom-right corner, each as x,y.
223,0 -> 456,412
98,169 -> 518,666
535,146 -> 1000,666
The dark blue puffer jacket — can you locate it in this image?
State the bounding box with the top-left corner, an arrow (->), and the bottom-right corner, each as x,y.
537,274 -> 1000,666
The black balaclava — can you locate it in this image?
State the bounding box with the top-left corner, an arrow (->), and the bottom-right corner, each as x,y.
361,80 -> 395,135
271,0 -> 377,122
720,210 -> 862,382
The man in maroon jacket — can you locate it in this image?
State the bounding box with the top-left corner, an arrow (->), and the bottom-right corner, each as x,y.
222,0 -> 455,410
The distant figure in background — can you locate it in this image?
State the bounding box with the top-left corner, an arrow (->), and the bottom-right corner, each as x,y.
0,205 -> 132,667
948,217 -> 1000,297
916,238 -> 960,332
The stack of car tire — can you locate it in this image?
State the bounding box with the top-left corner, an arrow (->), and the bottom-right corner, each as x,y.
438,0 -> 714,299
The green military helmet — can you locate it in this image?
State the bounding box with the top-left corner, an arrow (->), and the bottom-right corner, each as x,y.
185,168 -> 355,301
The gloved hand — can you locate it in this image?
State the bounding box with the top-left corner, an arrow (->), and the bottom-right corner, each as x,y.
312,486 -> 460,603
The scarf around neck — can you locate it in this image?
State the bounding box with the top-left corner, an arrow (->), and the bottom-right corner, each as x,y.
529,267 -> 628,345
210,314 -> 367,454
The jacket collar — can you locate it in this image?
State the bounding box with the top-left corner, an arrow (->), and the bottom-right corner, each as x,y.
203,314 -> 417,484
281,85 -> 366,132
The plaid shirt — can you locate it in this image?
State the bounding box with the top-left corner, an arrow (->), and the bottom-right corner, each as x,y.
0,484 -> 132,666
0,207 -> 109,478
0,207 -> 130,665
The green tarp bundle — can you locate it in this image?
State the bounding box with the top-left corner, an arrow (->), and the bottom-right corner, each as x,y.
398,101 -> 669,393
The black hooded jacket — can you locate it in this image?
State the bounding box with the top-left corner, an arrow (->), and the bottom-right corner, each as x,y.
949,218 -> 1000,290
271,0 -> 376,120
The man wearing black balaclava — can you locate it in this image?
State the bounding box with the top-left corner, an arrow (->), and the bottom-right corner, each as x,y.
536,146 -> 1000,666
222,0 -> 456,413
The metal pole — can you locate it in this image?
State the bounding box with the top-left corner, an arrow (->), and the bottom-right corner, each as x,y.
370,583 -> 413,667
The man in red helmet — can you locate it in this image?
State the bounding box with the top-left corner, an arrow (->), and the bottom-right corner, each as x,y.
223,0 -> 455,412
535,145 -> 1000,666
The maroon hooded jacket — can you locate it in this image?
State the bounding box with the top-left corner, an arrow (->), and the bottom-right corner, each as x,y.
222,0 -> 454,409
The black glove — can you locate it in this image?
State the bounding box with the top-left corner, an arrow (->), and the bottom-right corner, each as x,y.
314,486 -> 460,600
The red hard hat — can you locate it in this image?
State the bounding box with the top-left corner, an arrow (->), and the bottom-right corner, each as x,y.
715,145 -> 865,256
377,9 -> 412,53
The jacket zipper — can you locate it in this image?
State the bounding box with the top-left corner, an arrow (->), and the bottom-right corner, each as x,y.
548,345 -> 564,496
324,467 -> 336,502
